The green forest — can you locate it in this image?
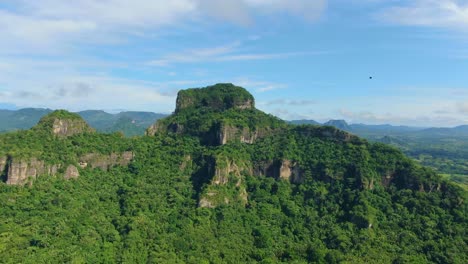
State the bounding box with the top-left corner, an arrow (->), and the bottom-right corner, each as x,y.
0,84 -> 466,263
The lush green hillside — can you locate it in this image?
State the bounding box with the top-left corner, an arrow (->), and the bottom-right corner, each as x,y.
294,120 -> 468,188
0,84 -> 466,263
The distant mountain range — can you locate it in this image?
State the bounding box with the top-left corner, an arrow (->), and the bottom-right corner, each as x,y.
0,108 -> 167,136
289,119 -> 468,138
1,109 -> 466,138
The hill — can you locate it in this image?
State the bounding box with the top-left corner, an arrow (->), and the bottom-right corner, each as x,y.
0,84 -> 466,263
0,108 -> 167,136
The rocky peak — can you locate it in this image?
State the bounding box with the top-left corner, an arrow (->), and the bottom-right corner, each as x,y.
146,84 -> 285,145
324,119 -> 351,131
175,83 -> 254,113
34,110 -> 94,137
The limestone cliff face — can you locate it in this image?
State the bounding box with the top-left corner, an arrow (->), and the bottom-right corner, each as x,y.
34,110 -> 94,137
145,84 -> 281,145
254,159 -> 304,184
64,165 -> 80,180
1,151 -> 133,185
217,125 -> 275,145
2,158 -> 59,185
79,151 -> 134,170
51,119 -> 94,137
146,122 -> 184,136
198,156 -> 251,208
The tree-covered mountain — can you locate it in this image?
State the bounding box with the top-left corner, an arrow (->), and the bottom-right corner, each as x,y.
0,109 -> 167,137
0,83 -> 466,263
291,120 -> 468,187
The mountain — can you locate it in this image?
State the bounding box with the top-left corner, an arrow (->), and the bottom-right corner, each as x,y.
0,108 -> 53,132
0,108 -> 167,136
0,83 -> 466,263
323,119 -> 351,131
289,119 -> 320,125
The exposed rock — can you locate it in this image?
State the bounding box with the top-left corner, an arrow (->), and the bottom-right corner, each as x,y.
255,159 -> 304,183
51,119 -> 93,137
146,84 -> 284,147
64,165 -> 80,180
279,160 -> 293,180
218,125 -> 255,145
5,158 -> 59,185
1,151 -> 133,185
146,122 -> 185,136
34,110 -> 94,137
198,156 -> 252,208
212,157 -> 251,186
199,198 -> 215,208
79,151 -> 134,170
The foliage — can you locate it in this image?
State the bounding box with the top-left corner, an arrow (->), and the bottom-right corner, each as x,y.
0,87 -> 466,263
176,83 -> 255,112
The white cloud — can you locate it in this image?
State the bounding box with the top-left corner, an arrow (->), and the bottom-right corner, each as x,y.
339,109 -> 467,127
0,76 -> 176,113
263,99 -> 316,106
148,41 -> 315,66
245,0 -> 327,20
377,0 -> 468,30
457,101 -> 468,113
148,42 -> 241,66
0,0 -> 327,53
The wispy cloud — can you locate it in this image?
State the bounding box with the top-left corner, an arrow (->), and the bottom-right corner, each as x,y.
338,108 -> 467,127
148,42 -> 314,66
263,99 -> 316,106
0,0 -> 327,53
457,102 -> 468,113
377,0 -> 468,30
0,76 -> 177,112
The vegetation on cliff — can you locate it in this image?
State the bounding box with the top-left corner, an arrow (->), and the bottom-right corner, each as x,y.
0,84 -> 466,263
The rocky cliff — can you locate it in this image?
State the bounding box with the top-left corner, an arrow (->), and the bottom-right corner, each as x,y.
253,160 -> 304,184
34,110 -> 94,137
0,151 -> 134,186
0,156 -> 65,185
79,151 -> 134,170
146,83 -> 285,145
198,154 -> 251,208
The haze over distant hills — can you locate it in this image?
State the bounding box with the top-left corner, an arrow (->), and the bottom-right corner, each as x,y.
1,109 -> 467,138
290,119 -> 468,138
0,108 -> 167,136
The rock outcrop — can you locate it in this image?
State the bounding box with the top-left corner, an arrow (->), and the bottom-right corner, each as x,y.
198,156 -> 251,208
1,157 -> 59,185
254,159 -> 304,184
217,124 -> 276,145
34,110 -> 94,137
0,151 -> 133,185
146,83 -> 284,146
64,165 -> 80,180
51,119 -> 93,137
79,151 -> 134,170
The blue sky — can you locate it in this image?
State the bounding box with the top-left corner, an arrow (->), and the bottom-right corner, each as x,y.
0,0 -> 467,127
